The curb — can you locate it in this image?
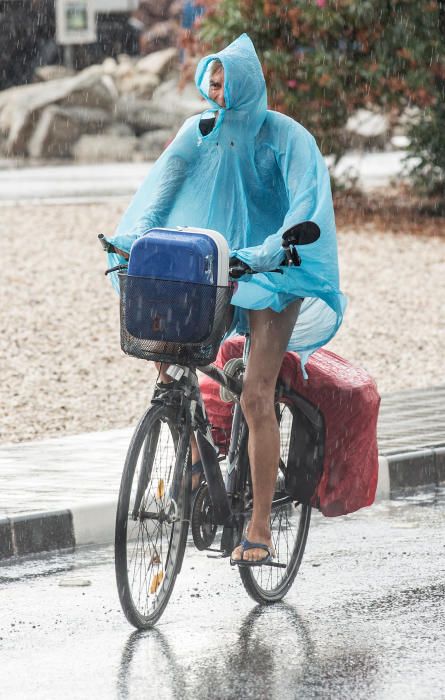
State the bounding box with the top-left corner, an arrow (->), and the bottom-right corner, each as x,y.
70,501 -> 117,547
0,500 -> 116,561
385,446 -> 445,495
0,509 -> 75,560
1,449 -> 444,562
375,456 -> 390,501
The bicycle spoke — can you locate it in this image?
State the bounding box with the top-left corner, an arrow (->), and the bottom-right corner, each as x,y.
139,524 -> 149,613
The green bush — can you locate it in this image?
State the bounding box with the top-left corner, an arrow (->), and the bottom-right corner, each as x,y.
199,0 -> 445,194
408,102 -> 445,198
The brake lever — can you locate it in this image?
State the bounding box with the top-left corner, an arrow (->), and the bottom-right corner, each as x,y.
105,264 -> 128,276
282,244 -> 301,267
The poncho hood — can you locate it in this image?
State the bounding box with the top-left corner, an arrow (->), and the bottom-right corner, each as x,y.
195,33 -> 267,136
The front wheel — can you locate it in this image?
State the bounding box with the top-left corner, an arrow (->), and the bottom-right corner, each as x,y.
115,403 -> 191,629
239,395 -> 312,604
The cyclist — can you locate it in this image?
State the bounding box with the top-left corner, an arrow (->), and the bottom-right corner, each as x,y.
106,34 -> 346,565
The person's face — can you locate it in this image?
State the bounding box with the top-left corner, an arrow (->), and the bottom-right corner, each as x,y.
209,67 -> 225,108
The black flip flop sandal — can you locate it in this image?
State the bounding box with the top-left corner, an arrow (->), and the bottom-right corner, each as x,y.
230,538 -> 285,568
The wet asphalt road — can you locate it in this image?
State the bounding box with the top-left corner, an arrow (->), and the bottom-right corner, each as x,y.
1,496 -> 444,700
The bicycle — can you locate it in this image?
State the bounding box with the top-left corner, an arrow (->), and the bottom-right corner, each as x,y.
100,221 -> 324,629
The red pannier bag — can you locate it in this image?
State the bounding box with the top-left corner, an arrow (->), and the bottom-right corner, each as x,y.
199,337 -> 380,517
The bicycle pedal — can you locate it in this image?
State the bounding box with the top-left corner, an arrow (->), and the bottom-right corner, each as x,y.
264,561 -> 287,569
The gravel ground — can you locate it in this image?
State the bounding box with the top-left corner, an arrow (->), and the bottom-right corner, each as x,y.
1,200 -> 444,443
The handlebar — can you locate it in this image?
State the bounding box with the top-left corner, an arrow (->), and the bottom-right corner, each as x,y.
99,221 -> 320,279
98,234 -> 129,259
228,258 -> 253,279
98,233 -> 113,253
98,234 -> 130,275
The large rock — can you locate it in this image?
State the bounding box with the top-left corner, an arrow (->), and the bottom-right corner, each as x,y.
65,105 -> 112,132
115,96 -> 178,134
116,72 -> 160,100
28,106 -> 111,158
72,134 -> 139,162
113,54 -> 137,77
3,108 -> 38,157
136,48 -> 178,79
0,49 -> 203,162
104,122 -> 135,137
151,77 -> 204,106
101,58 -> 118,76
115,86 -> 203,136
34,65 -> 76,82
0,132 -> 8,157
150,80 -> 205,120
59,73 -> 118,110
0,69 -> 118,155
28,106 -> 80,158
138,128 -> 173,159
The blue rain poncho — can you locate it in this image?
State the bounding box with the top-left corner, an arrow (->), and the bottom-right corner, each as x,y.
108,33 -> 346,370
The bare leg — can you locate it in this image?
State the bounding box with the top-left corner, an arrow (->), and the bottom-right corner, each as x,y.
232,300 -> 302,562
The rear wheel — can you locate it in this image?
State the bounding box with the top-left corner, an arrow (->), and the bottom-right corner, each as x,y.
115,403 -> 191,628
239,394 -> 312,604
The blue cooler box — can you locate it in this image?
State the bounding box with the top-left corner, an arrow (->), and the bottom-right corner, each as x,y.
125,227 -> 230,344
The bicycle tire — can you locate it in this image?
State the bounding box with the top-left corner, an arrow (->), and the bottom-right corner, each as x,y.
238,389 -> 312,604
115,402 -> 191,629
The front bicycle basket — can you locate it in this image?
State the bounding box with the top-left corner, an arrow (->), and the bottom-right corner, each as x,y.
119,272 -> 233,366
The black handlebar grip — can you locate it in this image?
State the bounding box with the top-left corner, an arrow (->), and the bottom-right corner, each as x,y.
229,256 -> 252,279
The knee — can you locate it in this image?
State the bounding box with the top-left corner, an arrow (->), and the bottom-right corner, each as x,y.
241,381 -> 274,424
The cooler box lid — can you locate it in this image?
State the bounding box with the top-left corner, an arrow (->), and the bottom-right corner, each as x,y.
128,227 -> 229,286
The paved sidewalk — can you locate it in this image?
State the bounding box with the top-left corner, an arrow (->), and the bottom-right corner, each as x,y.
377,385 -> 445,494
0,427 -> 131,516
0,386 -> 444,559
378,385 -> 445,454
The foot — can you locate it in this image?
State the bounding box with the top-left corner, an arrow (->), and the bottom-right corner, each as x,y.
231,523 -> 274,563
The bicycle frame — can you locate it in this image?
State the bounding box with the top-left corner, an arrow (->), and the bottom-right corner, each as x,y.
160,341 -> 248,533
